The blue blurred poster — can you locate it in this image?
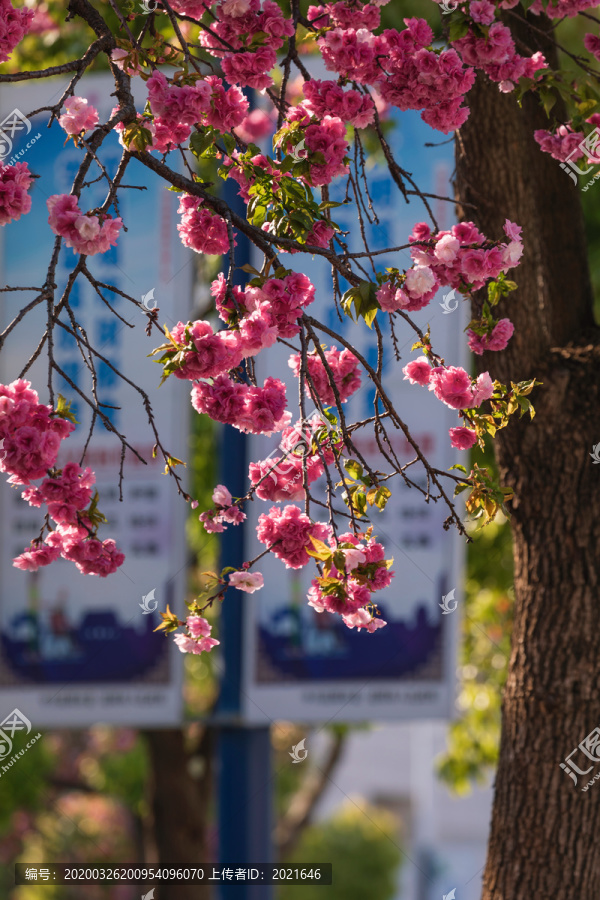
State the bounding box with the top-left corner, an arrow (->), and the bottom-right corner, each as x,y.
242,105 -> 465,723
0,76 -> 191,726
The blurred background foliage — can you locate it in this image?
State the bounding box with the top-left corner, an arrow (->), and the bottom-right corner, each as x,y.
2,0 -> 600,896
280,801 -> 403,900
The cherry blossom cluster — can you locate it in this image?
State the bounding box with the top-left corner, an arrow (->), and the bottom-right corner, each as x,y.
468,318 -> 514,355
533,115 -> 600,163
58,96 -> 98,137
256,504 -> 333,569
197,0 -> 294,91
248,416 -> 336,502
302,79 -> 375,130
177,194 -> 232,257
307,531 -> 392,631
403,360 -> 494,409
154,272 -> 316,434
376,219 -> 522,327
307,0 -> 385,32
276,108 -> 349,187
191,374 -> 290,435
0,162 -> 33,227
0,380 -> 124,577
174,615 -> 220,655
315,17 -> 475,133
235,108 -> 275,144
212,270 -> 316,338
139,70 -> 249,153
452,26 -> 546,94
47,194 -> 122,256
584,33 -> 600,62
0,0 -> 33,65
288,347 -> 361,406
198,483 -> 246,533
530,0 -> 598,15
403,359 -> 495,449
0,0 -> 547,654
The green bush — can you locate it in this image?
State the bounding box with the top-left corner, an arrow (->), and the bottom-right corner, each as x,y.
279,800 -> 403,900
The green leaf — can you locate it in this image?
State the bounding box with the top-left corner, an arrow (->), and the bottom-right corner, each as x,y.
355,491 -> 367,516
279,155 -> 295,174
190,130 -> 217,158
363,306 -> 378,328
448,18 -> 469,41
222,133 -> 236,156
164,455 -> 186,474
239,263 -> 261,276
539,88 -> 556,117
374,486 -> 392,510
344,459 -> 364,480
54,393 -> 79,424
306,535 -> 332,561
332,550 -> 346,572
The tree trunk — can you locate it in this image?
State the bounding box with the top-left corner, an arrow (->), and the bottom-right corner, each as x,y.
143,727 -> 213,900
455,17 -> 600,899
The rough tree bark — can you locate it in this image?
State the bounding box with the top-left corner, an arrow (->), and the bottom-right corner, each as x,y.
455,16 -> 600,900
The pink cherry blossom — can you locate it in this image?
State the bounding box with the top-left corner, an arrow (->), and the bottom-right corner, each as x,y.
47,194 -> 122,256
229,571 -> 264,592
177,195 -> 232,256
192,375 -> 290,435
402,356 -> 432,386
288,347 -> 361,405
468,318 -> 515,355
472,372 -> 494,405
342,608 -> 387,631
213,484 -> 233,507
13,542 -> 61,571
449,426 -> 477,449
0,0 -> 34,64
187,615 -> 212,638
303,79 -> 375,128
345,548 -> 367,571
429,366 -> 474,409
584,32 -> 600,61
257,504 -> 332,569
1,379 -> 123,578
0,162 -> 33,226
58,97 -> 98,136
434,233 -> 460,263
